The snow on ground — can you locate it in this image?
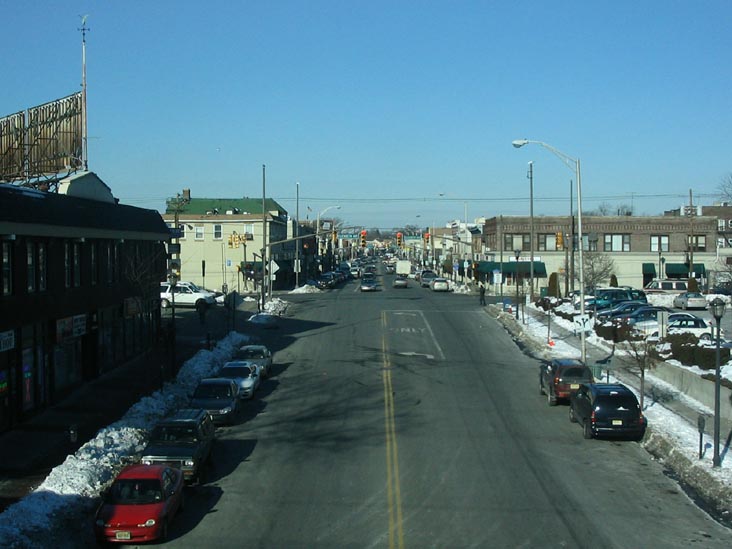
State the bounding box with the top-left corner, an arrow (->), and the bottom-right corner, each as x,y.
289,284 -> 321,294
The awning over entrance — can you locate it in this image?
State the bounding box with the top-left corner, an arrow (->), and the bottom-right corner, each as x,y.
664,263 -> 706,277
642,263 -> 656,276
477,261 -> 547,277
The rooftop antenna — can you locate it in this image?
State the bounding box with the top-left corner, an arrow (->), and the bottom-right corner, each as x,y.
78,15 -> 90,171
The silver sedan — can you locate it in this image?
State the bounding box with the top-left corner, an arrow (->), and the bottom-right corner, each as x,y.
673,292 -> 707,310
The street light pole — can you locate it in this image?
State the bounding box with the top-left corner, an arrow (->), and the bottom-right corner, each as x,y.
710,297 -> 726,467
528,161 -> 534,301
513,139 -> 586,363
295,182 -> 300,288
514,249 -> 521,320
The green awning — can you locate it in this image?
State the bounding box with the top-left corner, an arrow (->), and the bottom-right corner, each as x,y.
642,263 -> 656,276
665,263 -> 706,277
500,261 -> 547,277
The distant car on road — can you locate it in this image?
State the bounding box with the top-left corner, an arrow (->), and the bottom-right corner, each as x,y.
569,383 -> 646,440
673,292 -> 708,310
94,464 -> 185,544
539,358 -> 594,406
360,278 -> 379,292
420,271 -> 437,287
392,275 -> 409,289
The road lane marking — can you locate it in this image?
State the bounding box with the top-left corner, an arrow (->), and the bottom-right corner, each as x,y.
417,310 -> 445,361
382,311 -> 404,549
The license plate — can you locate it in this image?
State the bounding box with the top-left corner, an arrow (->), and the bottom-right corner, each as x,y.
612,420 -> 623,426
570,384 -> 580,389
115,532 -> 131,540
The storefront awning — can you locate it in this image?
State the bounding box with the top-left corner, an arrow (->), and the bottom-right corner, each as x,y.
490,261 -> 547,277
664,263 -> 706,277
642,263 -> 656,276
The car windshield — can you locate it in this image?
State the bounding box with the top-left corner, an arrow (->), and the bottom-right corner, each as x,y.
596,395 -> 639,412
220,367 -> 252,378
686,292 -> 703,298
150,425 -> 197,443
106,478 -> 163,505
194,384 -> 232,399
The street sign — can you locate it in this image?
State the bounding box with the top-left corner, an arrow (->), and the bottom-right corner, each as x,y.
463,260 -> 470,268
573,314 -> 592,334
270,260 -> 280,274
295,259 -> 301,273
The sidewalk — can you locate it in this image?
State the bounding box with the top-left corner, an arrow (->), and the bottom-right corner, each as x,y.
0,299 -> 258,511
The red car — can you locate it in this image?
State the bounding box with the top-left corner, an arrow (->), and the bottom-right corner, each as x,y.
94,464 -> 184,544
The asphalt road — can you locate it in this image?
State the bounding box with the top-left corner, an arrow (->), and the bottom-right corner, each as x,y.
156,273 -> 732,548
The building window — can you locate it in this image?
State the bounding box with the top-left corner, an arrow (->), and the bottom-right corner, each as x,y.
90,242 -> 97,286
718,219 -> 726,231
106,242 -> 113,284
688,235 -> 707,252
603,234 -> 630,252
38,242 -> 46,291
503,233 -> 530,252
650,235 -> 669,253
214,224 -> 223,239
73,243 -> 81,287
64,242 -> 71,288
195,226 -> 205,240
537,233 -> 558,251
2,242 -> 12,296
27,242 -> 36,293
243,224 -> 255,237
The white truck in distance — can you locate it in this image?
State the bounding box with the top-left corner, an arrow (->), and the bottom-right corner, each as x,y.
396,260 -> 411,277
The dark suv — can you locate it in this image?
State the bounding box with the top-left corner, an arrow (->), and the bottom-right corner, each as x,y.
539,358 -> 594,406
569,383 -> 646,440
140,408 -> 216,484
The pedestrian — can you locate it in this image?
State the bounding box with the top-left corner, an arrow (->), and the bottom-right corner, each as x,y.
479,283 -> 486,306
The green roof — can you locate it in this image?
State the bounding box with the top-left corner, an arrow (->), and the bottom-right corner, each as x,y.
165,197 -> 285,216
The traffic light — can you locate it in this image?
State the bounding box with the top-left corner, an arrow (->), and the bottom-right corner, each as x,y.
360,230 -> 367,248
424,232 -> 430,246
556,232 -> 564,249
228,235 -> 233,248
396,232 -> 403,248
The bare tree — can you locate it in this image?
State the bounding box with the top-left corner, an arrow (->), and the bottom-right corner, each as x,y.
618,328 -> 660,411
718,173 -> 732,202
616,203 -> 634,216
574,250 -> 615,289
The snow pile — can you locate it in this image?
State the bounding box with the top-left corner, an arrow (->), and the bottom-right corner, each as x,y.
450,281 -> 473,294
290,284 -> 321,294
264,297 -> 288,315
0,331 -> 252,548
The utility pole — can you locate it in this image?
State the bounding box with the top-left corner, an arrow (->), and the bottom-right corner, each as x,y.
528,161 -> 534,300
688,189 -> 695,281
261,164 -> 267,312
78,15 -> 89,171
569,180 -> 575,293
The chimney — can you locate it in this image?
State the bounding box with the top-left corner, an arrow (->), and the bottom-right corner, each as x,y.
182,188 -> 191,201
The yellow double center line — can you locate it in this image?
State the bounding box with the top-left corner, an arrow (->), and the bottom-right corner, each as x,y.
382,311 -> 404,549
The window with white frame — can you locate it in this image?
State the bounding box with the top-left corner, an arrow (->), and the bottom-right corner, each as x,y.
503,234 -> 530,252
688,235 -> 707,252
537,233 -> 558,251
604,234 -> 630,252
719,219 -> 726,231
214,224 -> 223,239
195,226 -> 205,240
650,235 -> 669,252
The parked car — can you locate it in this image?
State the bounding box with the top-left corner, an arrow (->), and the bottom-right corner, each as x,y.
569,383 -> 646,440
94,464 -> 185,544
189,378 -> 241,425
140,408 -> 215,484
392,275 -> 409,289
234,344 -> 273,378
647,315 -> 724,341
160,281 -> 217,309
429,277 -> 450,292
420,271 -> 438,287
539,358 -> 594,406
589,288 -> 635,311
595,301 -> 648,322
643,278 -> 690,295
673,292 -> 708,310
217,361 -> 260,399
615,305 -> 673,326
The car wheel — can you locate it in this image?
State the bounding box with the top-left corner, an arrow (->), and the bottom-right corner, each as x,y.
583,420 -> 593,439
682,302 -> 687,310
700,333 -> 712,341
547,391 -> 557,406
161,299 -> 170,309
569,407 -> 577,423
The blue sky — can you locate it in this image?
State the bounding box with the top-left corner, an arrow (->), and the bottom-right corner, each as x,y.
3,1 -> 731,230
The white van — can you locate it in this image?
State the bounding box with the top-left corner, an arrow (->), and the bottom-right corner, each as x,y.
643,279 -> 689,295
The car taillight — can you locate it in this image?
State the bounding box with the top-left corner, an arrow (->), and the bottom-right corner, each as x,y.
591,410 -> 596,424
554,376 -> 560,385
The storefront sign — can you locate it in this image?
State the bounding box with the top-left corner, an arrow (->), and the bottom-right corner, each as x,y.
56,314 -> 87,342
0,330 -> 15,352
